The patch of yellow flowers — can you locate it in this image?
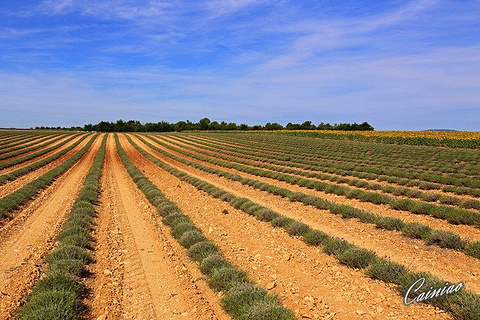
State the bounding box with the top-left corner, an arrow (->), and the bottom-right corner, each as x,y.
284,130 -> 480,140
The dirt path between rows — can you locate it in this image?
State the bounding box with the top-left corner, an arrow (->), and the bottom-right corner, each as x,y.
158,135 -> 480,240
0,135 -> 56,157
132,135 -> 480,294
0,135 -> 38,150
121,134 -> 450,320
190,134 -> 480,180
0,134 -> 102,319
0,135 -> 66,163
0,134 -> 85,175
84,134 -> 227,320
0,135 -> 92,198
169,134 -> 480,206
184,135 -> 480,201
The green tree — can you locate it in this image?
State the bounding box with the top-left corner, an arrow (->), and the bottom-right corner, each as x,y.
199,118 -> 211,130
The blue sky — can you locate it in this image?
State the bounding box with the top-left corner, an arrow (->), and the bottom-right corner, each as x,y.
1,0 -> 479,130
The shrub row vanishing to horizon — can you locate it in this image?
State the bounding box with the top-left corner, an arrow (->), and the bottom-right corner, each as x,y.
0,133 -> 63,158
134,134 -> 480,259
114,134 -> 297,320
19,134 -> 107,319
163,134 -> 480,211
0,134 -> 91,186
0,134 -> 81,170
0,134 -> 98,219
176,133 -> 480,198
125,134 -> 480,319
178,133 -> 480,181
184,133 -> 480,189
145,135 -> 480,227
168,134 -> 480,209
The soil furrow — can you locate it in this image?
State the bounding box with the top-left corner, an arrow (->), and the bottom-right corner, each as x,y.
0,134 -> 102,319
0,135 -> 91,198
157,135 -> 480,240
171,134 -> 480,203
131,134 -> 480,294
84,135 -> 227,320
179,135 -> 480,201
0,134 -> 56,157
121,134 -> 451,320
190,134 -> 480,180
0,135 -> 66,162
0,134 -> 83,175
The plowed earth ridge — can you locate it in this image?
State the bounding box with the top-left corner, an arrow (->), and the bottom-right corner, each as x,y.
0,135 -> 91,198
185,135 -> 480,199
0,134 -> 102,319
169,134 -> 480,204
120,133 -> 451,319
130,134 -> 480,294
84,135 -> 227,319
158,135 -> 480,239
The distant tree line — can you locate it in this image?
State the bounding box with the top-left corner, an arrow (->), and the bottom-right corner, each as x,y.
34,126 -> 82,131
80,119 -> 374,132
32,119 -> 374,132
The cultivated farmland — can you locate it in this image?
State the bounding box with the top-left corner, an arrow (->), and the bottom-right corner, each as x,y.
0,130 -> 479,320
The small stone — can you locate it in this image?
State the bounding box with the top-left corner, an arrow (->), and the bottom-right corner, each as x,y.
103,269 -> 112,276
96,315 -> 106,320
222,209 -> 229,214
376,307 -> 384,313
266,282 -> 276,290
356,310 -> 366,315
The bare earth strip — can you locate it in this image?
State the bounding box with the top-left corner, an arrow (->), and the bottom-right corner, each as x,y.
0,134 -> 102,319
158,135 -> 480,240
0,134 -> 84,175
0,135 -> 92,198
0,135 -> 65,162
84,135 -> 227,320
122,134 -> 450,320
0,134 -> 57,158
131,135 -> 480,294
184,135 -> 480,201
0,135 -> 36,150
169,134 -> 480,205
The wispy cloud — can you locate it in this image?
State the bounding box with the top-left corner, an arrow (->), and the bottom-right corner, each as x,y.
257,0 -> 441,71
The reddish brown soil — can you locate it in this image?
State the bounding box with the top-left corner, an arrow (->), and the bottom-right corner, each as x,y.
0,134 -> 87,175
0,134 -> 102,319
0,135 -> 66,163
1,132 -> 477,320
159,135 -> 480,240
186,135 -> 480,201
121,134 -> 451,320
0,135 -> 92,198
132,134 -> 480,294
84,135 -> 227,319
